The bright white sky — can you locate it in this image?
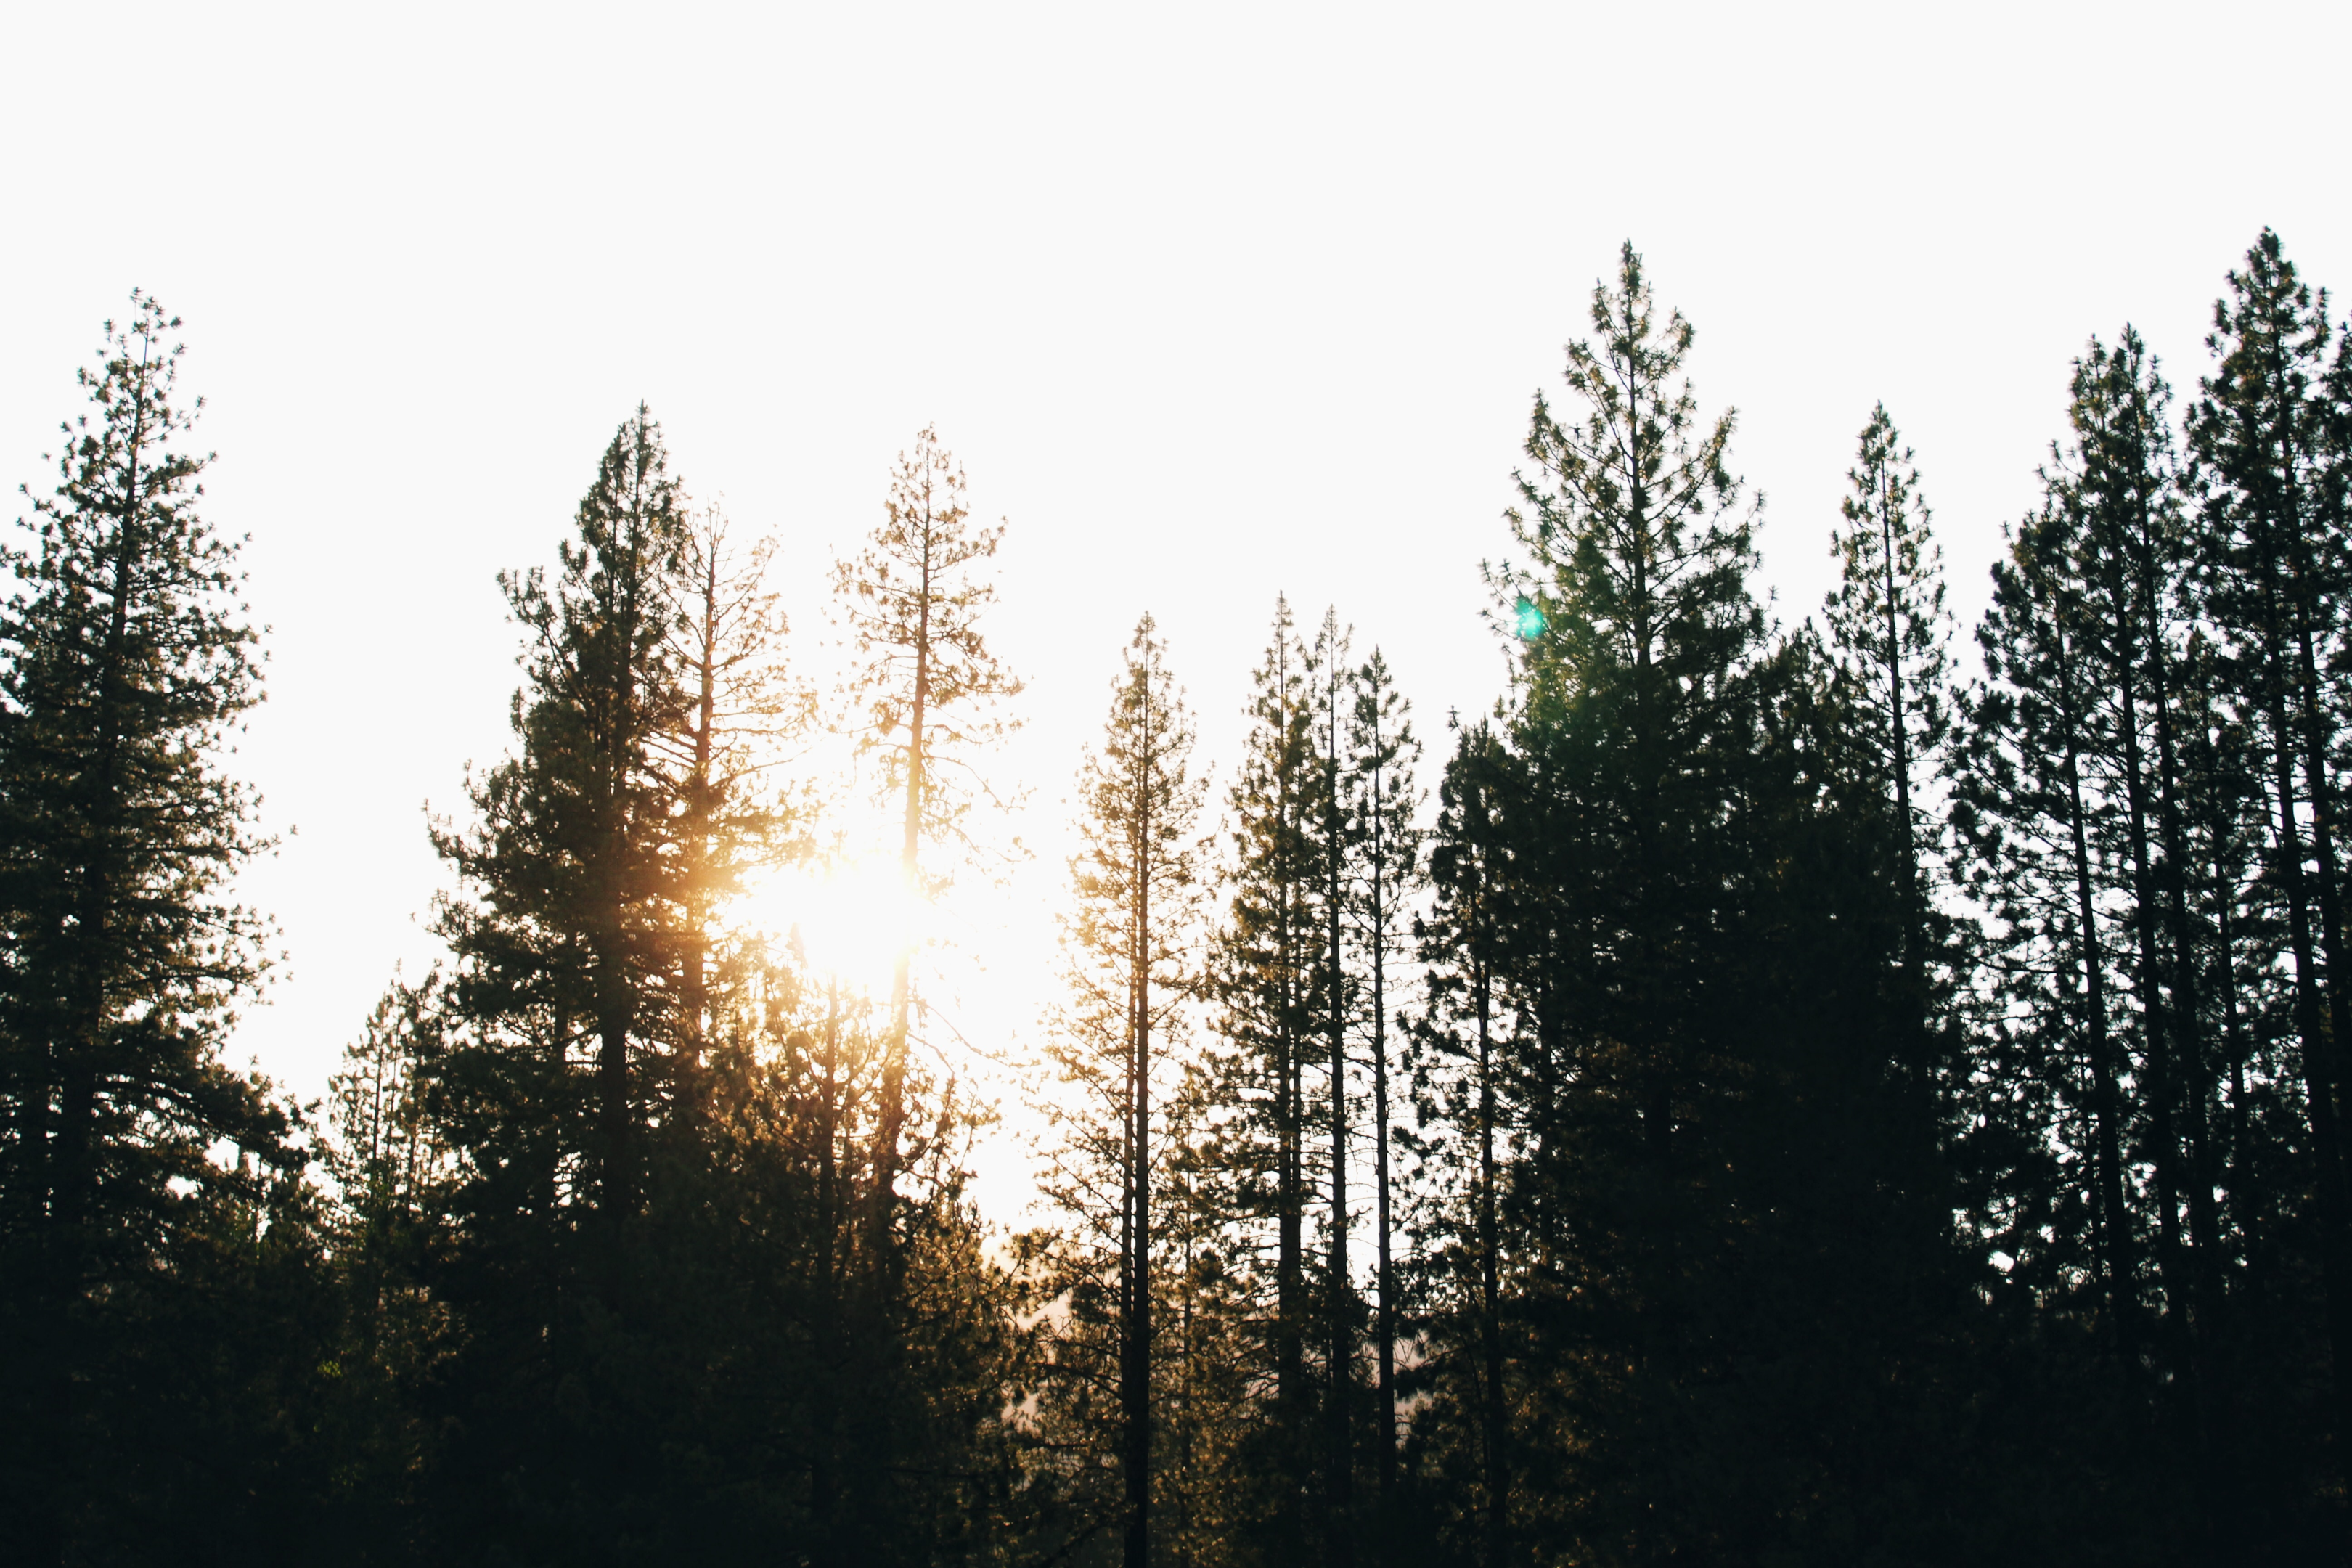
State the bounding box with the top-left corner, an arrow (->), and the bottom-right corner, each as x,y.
4,4 -> 2348,1214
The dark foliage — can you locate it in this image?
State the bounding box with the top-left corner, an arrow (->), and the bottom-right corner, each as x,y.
12,232 -> 2352,1567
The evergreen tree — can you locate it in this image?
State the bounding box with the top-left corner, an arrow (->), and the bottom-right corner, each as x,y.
1345,647 -> 1420,1543
2059,332 -> 2215,1431
320,970 -> 457,1560
436,405 -> 691,1230
833,427 -> 1021,1254
1212,595 -> 1329,1559
1821,401 -> 1953,976
1308,606 -> 1357,1568
666,503 -> 808,1091
1490,245 -> 1768,1559
1944,287 -> 2352,1557
1952,493 -> 2143,1352
2186,229 -> 2352,1469
386,413 -> 1037,1565
416,408 -> 712,1556
1036,615 -> 1207,1568
1454,242 -> 1961,1563
0,295 -> 287,1565
1408,716 -> 1516,1568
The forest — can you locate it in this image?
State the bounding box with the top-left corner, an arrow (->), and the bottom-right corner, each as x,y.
2,229 -> 2348,1567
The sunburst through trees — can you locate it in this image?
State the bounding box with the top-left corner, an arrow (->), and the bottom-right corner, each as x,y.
9,233 -> 2352,1564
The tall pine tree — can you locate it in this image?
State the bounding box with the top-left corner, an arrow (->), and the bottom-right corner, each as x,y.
1036,615 -> 1206,1568
1821,401 -> 1953,983
0,296 -> 283,1565
833,427 -> 1020,1257
1347,647 -> 1420,1544
1212,595 -> 1329,1561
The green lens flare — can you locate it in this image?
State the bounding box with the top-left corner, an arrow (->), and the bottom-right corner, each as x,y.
1514,597 -> 1547,640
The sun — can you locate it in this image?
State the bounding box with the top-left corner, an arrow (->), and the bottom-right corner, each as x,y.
740,856 -> 922,1001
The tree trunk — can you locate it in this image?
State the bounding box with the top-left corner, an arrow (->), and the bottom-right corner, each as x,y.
2057,615 -> 2138,1359
874,539 -> 931,1262
1476,951 -> 1507,1568
813,989 -> 844,1568
1877,468 -> 1921,975
2102,552 -> 2197,1395
1370,793 -> 1397,1544
2247,486 -> 2352,1461
1326,698 -> 1353,1568
1124,699 -> 1155,1568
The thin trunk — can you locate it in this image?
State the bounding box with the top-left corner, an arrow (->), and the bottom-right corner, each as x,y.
2104,555 -> 2195,1386
595,468 -> 648,1230
2214,891 -> 2255,1255
596,988 -> 631,1228
1124,680 -> 1155,1568
2125,456 -> 2224,1377
2274,362 -> 2352,1102
2149,653 -> 2218,1304
1275,634 -> 1305,1555
813,984 -> 844,1568
1326,688 -> 1352,1568
1177,1151 -> 1196,1568
1370,764 -> 1397,1538
682,541 -> 720,1085
875,524 -> 932,1259
2250,483 -> 2352,1455
2057,613 -> 2137,1356
2263,655 -> 2352,1446
1476,948 -> 1506,1568
1878,469 -> 1920,970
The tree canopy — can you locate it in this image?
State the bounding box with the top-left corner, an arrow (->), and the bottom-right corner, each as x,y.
9,236 -> 2352,1565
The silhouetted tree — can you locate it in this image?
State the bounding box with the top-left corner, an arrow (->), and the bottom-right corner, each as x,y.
834,428 -> 1021,1256
1036,615 -> 1208,1568
0,295 -> 286,1565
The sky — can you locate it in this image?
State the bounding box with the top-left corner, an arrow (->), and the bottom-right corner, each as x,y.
4,2 -> 2348,1207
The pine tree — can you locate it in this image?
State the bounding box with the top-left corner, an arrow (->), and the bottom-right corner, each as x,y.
833,427 -> 1020,1254
1308,606 -> 1357,1568
415,409 -> 718,1558
2059,332 -> 2216,1426
1346,648 -> 1420,1541
321,970 -> 455,1555
2186,229 -> 2352,1465
1821,401 -> 1953,976
1411,716 -> 1516,1568
0,295 -> 284,1565
1455,242 -> 1962,1562
436,405 -> 692,1229
1942,279 -> 2352,1554
1036,615 -> 1206,1568
1212,595 -> 1328,1558
1953,492 -> 2144,1353
666,503 -> 808,1094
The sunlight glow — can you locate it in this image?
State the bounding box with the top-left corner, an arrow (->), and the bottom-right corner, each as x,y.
1514,596 -> 1548,640
746,857 -> 923,1000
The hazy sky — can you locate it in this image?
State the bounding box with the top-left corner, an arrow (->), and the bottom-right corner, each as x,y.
4,3 -> 2348,1156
